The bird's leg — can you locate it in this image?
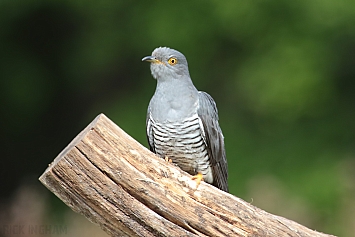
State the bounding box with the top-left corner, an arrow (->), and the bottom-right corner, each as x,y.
191,172 -> 204,188
164,156 -> 172,163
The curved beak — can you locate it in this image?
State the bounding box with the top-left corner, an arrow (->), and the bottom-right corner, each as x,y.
142,56 -> 160,63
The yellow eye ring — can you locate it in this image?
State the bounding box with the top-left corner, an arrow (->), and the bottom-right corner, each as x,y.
168,57 -> 178,65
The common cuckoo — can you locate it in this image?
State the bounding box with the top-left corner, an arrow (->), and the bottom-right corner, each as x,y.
142,47 -> 228,192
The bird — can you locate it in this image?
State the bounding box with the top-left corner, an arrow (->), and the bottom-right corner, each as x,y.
142,47 -> 228,192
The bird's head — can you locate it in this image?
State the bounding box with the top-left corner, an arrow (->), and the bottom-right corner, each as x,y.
142,47 -> 190,80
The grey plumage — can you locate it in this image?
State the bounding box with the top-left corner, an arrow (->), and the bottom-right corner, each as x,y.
142,47 -> 228,192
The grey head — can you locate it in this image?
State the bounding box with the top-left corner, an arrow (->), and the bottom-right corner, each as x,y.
142,47 -> 191,81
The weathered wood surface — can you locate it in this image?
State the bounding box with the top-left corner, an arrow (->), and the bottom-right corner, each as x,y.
39,114 -> 336,237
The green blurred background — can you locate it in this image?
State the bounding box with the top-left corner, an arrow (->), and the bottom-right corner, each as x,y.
1,0 -> 354,236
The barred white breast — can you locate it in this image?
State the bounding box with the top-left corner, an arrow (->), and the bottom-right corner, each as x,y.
149,114 -> 214,184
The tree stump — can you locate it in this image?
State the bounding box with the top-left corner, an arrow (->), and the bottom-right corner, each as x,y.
39,114 -> 336,237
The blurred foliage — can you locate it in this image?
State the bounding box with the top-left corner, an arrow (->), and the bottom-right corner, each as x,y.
0,0 -> 355,236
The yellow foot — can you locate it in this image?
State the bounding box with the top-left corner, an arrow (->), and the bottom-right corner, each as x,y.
191,172 -> 204,188
164,156 -> 172,163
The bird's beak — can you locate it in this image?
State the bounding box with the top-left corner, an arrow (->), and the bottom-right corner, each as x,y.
142,56 -> 161,64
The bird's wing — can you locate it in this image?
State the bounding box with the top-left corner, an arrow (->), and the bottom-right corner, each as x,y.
197,91 -> 228,192
146,104 -> 155,153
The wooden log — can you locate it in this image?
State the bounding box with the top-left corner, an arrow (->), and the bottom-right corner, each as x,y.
39,114 -> 336,237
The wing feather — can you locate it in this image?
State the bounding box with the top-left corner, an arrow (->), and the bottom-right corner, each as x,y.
146,105 -> 155,153
197,91 -> 228,192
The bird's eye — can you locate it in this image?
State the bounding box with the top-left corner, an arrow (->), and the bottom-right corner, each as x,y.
168,57 -> 178,65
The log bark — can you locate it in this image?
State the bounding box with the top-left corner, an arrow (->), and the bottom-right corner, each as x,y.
39,114 -> 336,237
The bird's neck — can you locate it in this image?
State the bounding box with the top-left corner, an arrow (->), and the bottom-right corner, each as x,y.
157,76 -> 196,95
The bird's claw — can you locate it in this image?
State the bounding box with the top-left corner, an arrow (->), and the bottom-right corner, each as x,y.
164,156 -> 172,163
191,172 -> 204,188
